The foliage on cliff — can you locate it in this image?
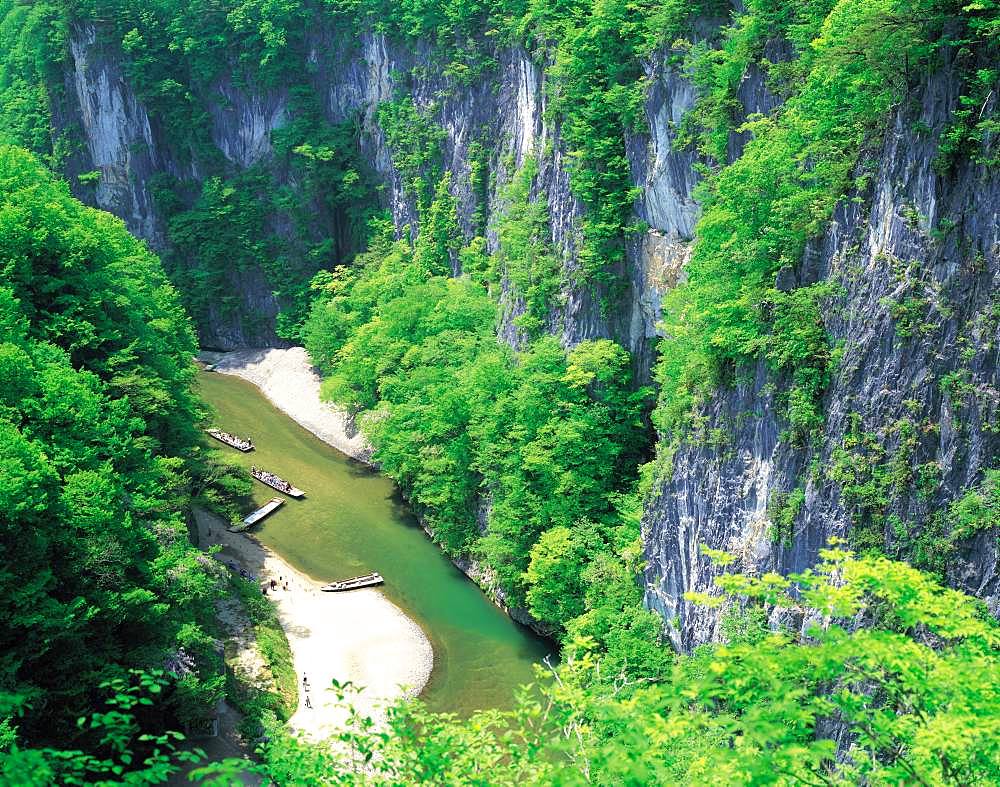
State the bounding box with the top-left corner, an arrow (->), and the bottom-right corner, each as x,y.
0,1 -> 66,164
151,105 -> 379,339
0,144 -> 226,752
0,0 -> 381,341
21,547 -> 992,785
653,0 -> 998,445
303,208 -> 655,644
0,0 -> 715,325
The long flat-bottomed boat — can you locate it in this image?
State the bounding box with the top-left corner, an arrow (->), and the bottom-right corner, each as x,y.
206,427 -> 254,452
320,572 -> 384,592
229,497 -> 284,533
250,466 -> 305,498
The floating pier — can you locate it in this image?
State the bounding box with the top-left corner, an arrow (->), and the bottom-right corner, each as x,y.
320,572 -> 384,592
206,428 -> 254,452
229,497 -> 284,533
250,466 -> 305,498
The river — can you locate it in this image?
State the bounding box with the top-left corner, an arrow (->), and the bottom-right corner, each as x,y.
197,371 -> 552,715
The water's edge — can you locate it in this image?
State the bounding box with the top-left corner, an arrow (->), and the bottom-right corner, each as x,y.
199,348 -> 374,464
198,347 -> 552,638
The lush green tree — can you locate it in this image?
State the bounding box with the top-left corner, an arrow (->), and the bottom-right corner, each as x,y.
2,671 -> 212,786
0,1 -> 65,161
304,195 -> 649,628
494,155 -> 560,337
524,525 -> 590,624
185,547 -> 1000,785
0,144 -> 224,749
948,468 -> 1000,540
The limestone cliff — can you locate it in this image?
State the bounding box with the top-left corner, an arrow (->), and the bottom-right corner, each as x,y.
42,14 -> 999,646
55,22 -> 697,364
641,53 -> 999,650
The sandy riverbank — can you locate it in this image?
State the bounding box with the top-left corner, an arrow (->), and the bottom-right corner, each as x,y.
199,347 -> 373,464
196,508 -> 433,740
194,346 -> 433,739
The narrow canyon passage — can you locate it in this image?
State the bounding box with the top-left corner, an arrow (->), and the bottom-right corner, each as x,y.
198,370 -> 552,714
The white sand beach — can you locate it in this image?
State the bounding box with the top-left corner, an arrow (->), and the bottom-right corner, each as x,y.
195,347 -> 433,739
199,347 -> 373,464
196,508 -> 433,740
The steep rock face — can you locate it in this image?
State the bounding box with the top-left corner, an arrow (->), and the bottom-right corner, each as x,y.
642,60 -> 1000,651
315,35 -> 594,349
64,24 -> 170,246
57,22 -> 708,368
624,52 -> 701,381
60,26 -> 295,349
621,37 -> 786,381
207,79 -> 287,169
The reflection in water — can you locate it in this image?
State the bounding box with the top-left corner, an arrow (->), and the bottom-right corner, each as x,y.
198,371 -> 552,713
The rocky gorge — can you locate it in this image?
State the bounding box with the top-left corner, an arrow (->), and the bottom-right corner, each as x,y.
13,1 -> 998,653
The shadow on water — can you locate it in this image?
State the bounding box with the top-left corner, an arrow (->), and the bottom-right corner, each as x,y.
197,371 -> 553,716
344,455 -> 378,480
388,487 -> 422,527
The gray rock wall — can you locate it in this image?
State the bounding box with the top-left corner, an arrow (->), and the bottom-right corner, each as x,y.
641,56 -> 1000,651
64,24 -> 170,246
60,25 -> 296,348
53,18 -> 998,644
56,22 -> 704,367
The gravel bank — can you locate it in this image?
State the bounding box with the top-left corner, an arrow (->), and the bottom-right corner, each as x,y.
199,347 -> 373,464
195,348 -> 434,738
196,507 -> 433,740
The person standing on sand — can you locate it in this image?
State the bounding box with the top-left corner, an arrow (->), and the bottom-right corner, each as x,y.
305,695 -> 312,709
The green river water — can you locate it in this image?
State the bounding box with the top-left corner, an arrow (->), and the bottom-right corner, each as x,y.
197,371 -> 552,715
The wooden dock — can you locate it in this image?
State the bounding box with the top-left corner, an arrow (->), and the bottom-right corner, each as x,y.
229,497 -> 284,533
320,572 -> 384,592
250,466 -> 305,498
206,428 -> 254,452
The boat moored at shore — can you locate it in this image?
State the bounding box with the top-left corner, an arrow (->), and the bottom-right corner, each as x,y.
320,572 -> 384,592
229,497 -> 284,533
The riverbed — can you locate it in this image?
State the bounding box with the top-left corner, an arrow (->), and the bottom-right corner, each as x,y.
197,371 -> 552,714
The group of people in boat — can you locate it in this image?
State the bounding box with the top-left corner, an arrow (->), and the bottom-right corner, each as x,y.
250,465 -> 294,493
216,429 -> 253,450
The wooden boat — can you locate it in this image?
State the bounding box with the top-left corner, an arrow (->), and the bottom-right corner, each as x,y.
250,466 -> 305,498
229,497 -> 284,533
206,427 -> 254,452
320,572 -> 384,592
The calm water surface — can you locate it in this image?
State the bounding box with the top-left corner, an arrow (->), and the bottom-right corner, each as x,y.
198,371 -> 552,714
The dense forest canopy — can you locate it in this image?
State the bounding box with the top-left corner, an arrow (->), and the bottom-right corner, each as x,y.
0,0 -> 998,782
0,142 -> 224,753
